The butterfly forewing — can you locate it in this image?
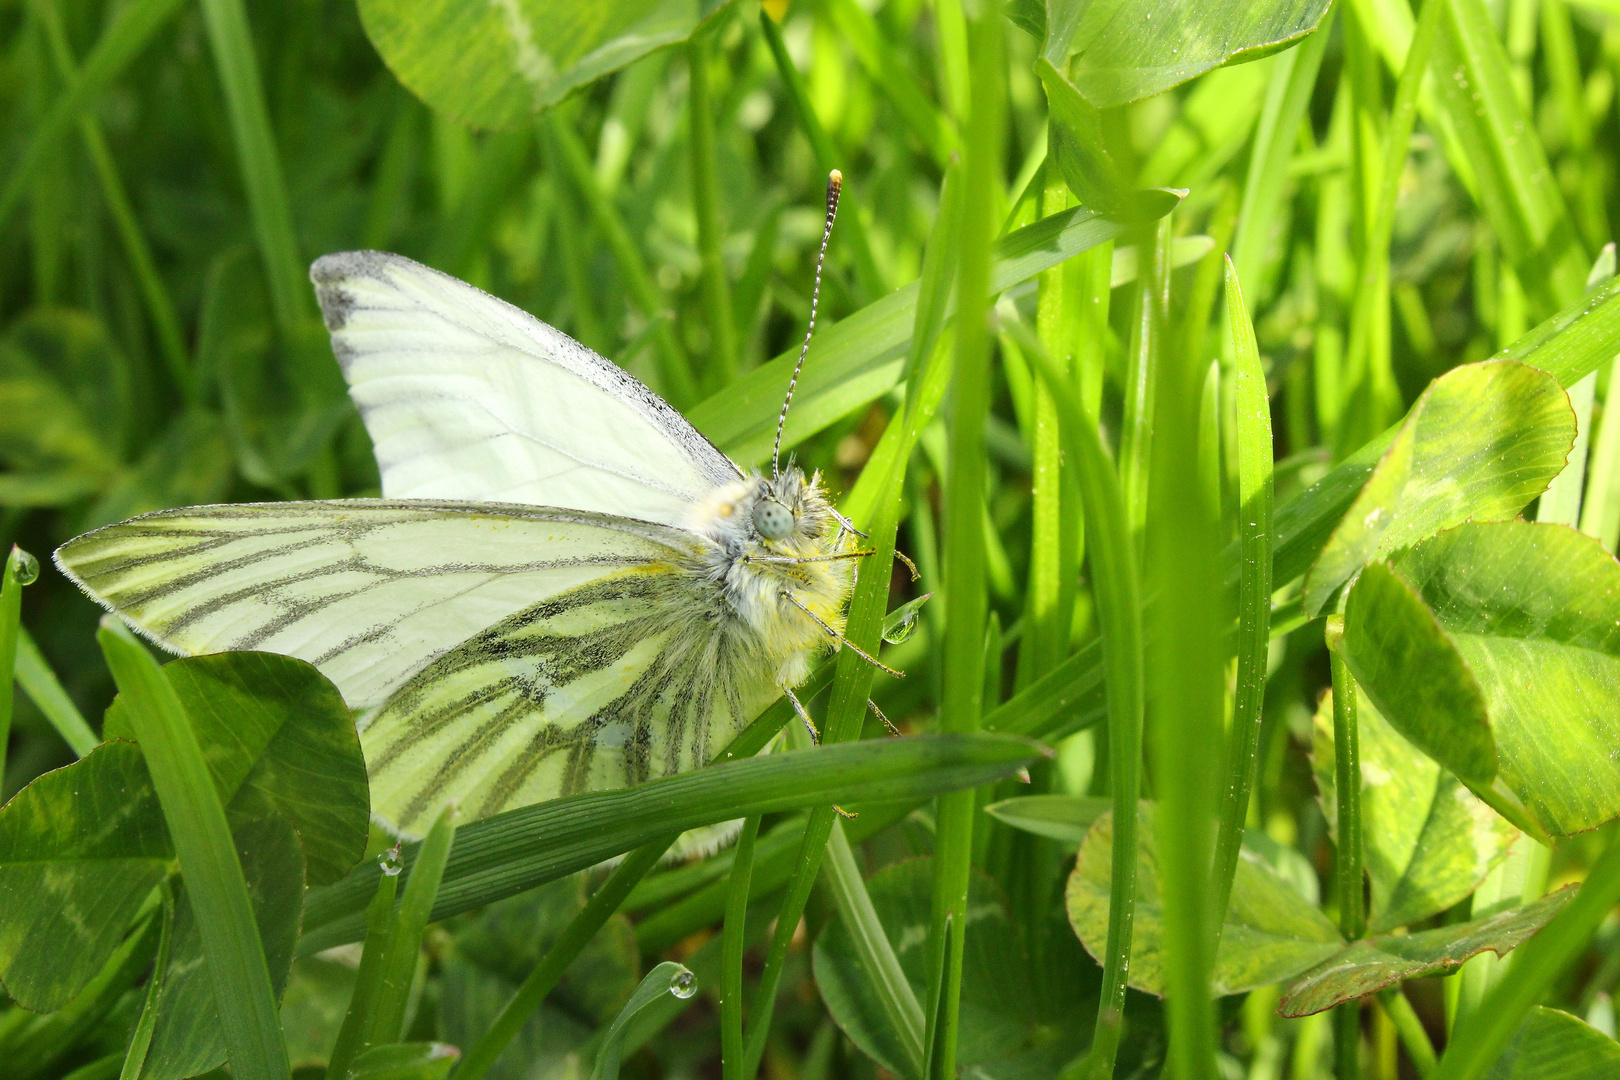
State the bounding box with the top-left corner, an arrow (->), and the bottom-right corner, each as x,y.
311,251 -> 742,525
56,501 -> 782,835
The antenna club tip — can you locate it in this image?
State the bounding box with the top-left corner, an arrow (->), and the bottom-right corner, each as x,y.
829,169 -> 842,190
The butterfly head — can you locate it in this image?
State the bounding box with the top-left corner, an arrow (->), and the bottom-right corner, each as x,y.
750,465 -> 833,546
687,464 -> 835,554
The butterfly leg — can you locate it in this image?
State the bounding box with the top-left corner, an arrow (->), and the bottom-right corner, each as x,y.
786,685 -> 820,744
893,549 -> 921,582
867,698 -> 902,737
829,508 -> 870,543
781,591 -> 904,679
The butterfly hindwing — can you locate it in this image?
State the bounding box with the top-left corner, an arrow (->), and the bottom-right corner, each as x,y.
362,567 -> 782,835
310,251 -> 742,525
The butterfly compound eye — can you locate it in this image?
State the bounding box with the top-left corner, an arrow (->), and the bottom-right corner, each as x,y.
753,500 -> 795,541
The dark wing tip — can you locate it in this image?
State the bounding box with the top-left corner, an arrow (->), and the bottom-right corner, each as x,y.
310,250 -> 413,332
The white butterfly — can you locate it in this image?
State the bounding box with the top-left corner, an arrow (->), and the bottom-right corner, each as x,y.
56,183 -> 877,838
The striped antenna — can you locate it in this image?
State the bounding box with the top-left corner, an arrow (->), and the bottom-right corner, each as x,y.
773,169 -> 842,478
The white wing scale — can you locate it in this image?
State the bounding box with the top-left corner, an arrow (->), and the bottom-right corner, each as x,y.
310,251 -> 741,525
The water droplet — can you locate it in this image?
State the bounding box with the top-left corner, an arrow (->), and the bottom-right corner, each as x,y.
882,593 -> 933,644
379,844 -> 404,876
669,967 -> 697,999
10,548 -> 38,586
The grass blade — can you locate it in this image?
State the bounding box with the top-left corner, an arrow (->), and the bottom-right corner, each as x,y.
1119,217 -> 1171,553
366,805 -> 457,1048
1579,355 -> 1620,548
757,6 -> 886,299
1017,325 -> 1143,1079
324,859 -> 402,1080
1019,162 -> 1079,686
687,193 -> 1137,464
687,29 -> 737,389
1142,198 -> 1224,1075
96,617 -> 291,1080
197,0 -> 309,333
13,628 -> 94,757
300,733 -> 1039,953
32,0 -> 191,400
1434,0 -> 1588,312
1341,0 -> 1446,454
0,547 -> 39,790
823,820 -> 926,1074
1376,989 -> 1435,1076
1231,10 -> 1332,308
828,0 -> 956,166
1211,258 -> 1273,937
118,881 -> 175,1080
925,13 -> 1004,1078
590,962 -> 695,1080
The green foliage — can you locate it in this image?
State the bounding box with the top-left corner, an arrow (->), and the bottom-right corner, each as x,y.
1311,694 -> 1517,934
9,0 -> 1620,1075
1345,521 -> 1620,836
1485,1007 -> 1620,1080
0,742 -> 168,1012
1279,889 -> 1575,1018
1066,805 -> 1343,999
1043,0 -> 1333,108
1304,360 -> 1576,617
347,1042 -> 461,1080
360,0 -> 734,130
105,653 -> 369,887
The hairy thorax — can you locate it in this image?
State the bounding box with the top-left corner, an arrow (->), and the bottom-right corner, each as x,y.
683,466 -> 856,690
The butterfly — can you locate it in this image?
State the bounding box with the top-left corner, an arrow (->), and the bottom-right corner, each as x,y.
55,172 -> 889,839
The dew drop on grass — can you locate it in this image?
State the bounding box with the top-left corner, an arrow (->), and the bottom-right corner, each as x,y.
9,548 -> 38,585
882,592 -> 933,644
379,844 -> 404,876
669,967 -> 697,999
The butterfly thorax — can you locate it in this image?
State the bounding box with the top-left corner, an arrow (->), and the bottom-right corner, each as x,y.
684,466 -> 855,689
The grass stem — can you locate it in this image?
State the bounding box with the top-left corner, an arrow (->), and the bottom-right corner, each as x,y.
1329,643 -> 1364,1079
0,547 -> 37,792
719,815 -> 759,1080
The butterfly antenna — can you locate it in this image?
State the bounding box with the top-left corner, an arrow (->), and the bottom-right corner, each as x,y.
773,169 -> 842,479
